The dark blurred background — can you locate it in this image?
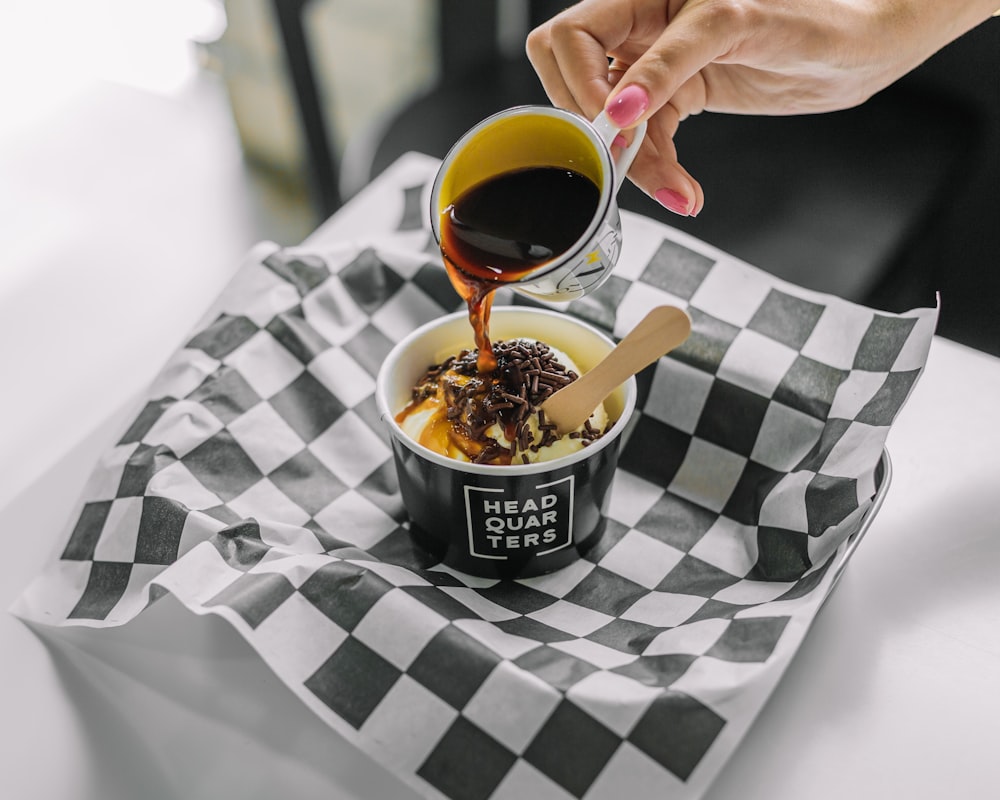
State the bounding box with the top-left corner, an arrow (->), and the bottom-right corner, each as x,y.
5,0 -> 997,356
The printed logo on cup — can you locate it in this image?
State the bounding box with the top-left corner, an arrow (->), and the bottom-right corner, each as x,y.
464,477 -> 575,560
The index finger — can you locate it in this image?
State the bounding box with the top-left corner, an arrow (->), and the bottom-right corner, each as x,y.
530,0 -> 643,119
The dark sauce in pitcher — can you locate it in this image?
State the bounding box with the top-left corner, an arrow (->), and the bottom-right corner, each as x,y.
440,166 -> 600,372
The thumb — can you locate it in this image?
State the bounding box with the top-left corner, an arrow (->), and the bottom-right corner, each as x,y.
604,3 -> 737,128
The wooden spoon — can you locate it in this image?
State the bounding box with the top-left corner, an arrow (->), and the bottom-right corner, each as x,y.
542,306 -> 692,435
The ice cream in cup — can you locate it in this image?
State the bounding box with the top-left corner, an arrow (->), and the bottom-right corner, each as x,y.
376,307 -> 637,579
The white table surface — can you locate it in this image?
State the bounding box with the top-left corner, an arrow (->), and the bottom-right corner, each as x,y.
3,163 -> 999,799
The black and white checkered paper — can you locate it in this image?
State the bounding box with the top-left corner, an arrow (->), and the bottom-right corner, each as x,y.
14,154 -> 937,799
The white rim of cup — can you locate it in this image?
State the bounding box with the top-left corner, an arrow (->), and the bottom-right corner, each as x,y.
428,105 -> 616,287
375,307 -> 637,476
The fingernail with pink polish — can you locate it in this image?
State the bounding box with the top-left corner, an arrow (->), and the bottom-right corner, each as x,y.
606,85 -> 649,128
612,134 -> 628,149
655,188 -> 691,216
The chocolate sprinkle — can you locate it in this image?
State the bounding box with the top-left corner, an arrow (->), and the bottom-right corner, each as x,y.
407,338 -> 608,465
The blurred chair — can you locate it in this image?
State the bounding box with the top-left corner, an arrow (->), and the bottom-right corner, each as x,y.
272,0 -> 342,218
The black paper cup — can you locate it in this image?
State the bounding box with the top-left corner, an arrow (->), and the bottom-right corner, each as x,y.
375,308 -> 637,579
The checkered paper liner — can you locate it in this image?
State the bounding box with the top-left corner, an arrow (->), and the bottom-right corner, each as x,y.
14,154 -> 936,800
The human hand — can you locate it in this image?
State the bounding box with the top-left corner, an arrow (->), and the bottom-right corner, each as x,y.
527,0 -> 998,216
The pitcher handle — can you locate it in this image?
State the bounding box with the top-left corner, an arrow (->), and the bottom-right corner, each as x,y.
591,111 -> 647,193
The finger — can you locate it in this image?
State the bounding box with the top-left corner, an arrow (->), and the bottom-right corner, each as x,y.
544,0 -> 639,119
606,1 -> 743,127
526,21 -> 584,114
667,71 -> 709,121
526,23 -> 582,114
608,58 -> 629,88
625,105 -> 704,216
